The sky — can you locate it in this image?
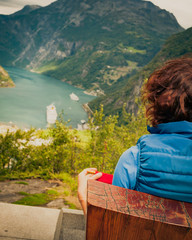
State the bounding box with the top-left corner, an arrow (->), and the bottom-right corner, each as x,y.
0,0 -> 56,14
0,0 -> 191,29
144,0 -> 192,29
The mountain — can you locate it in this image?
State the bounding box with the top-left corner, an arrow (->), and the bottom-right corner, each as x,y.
11,5 -> 42,17
0,0 -> 182,96
89,27 -> 192,118
0,66 -> 15,87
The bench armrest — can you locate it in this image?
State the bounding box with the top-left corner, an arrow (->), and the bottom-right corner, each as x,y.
86,180 -> 192,240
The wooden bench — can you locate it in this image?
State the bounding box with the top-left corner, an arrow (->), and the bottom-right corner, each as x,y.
86,180 -> 192,240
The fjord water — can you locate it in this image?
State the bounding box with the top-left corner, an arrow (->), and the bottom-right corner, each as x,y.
0,67 -> 95,128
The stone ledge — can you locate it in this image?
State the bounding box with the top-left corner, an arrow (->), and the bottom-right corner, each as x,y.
59,208 -> 85,240
60,229 -> 85,240
0,202 -> 63,240
62,208 -> 85,230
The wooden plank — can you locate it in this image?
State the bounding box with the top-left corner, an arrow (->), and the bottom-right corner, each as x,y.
86,180 -> 192,240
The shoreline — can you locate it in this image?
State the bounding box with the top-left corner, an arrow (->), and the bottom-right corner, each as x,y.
83,90 -> 97,96
29,69 -> 97,97
82,103 -> 93,118
1,68 -> 95,130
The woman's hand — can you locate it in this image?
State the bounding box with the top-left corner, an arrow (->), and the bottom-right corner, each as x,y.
78,168 -> 102,215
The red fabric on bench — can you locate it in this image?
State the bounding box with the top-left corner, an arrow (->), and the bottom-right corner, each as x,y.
95,171 -> 113,184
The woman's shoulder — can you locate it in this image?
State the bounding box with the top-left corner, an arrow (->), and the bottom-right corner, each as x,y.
112,145 -> 139,189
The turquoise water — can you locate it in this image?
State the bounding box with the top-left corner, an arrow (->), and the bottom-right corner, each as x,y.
0,67 -> 95,128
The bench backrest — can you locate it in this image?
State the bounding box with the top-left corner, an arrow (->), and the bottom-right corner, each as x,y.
86,180 -> 192,240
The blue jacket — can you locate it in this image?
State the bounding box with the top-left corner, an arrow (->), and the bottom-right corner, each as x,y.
135,121 -> 192,202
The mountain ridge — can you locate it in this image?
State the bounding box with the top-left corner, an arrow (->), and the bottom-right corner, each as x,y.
11,5 -> 42,16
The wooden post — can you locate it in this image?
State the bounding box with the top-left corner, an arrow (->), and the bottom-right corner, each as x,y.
86,180 -> 192,240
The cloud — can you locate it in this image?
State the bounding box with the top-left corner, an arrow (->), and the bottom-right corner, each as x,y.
0,0 -> 56,8
0,0 -> 20,7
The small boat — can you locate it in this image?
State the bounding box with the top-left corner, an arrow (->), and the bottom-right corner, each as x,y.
70,92 -> 79,101
46,104 -> 57,124
81,120 -> 86,124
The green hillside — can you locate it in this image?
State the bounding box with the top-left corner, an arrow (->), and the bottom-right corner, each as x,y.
0,66 -> 15,87
0,0 -> 182,95
89,27 -> 192,118
36,0 -> 182,95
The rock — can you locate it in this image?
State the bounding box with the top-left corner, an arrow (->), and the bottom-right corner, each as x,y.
0,202 -> 63,240
47,199 -> 68,209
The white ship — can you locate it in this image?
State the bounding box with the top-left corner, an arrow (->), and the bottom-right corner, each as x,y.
77,120 -> 89,130
46,104 -> 57,124
70,92 -> 79,101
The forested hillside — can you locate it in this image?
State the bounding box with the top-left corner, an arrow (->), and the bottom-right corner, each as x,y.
89,27 -> 192,118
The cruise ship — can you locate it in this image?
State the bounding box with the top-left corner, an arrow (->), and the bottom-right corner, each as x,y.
46,104 -> 57,124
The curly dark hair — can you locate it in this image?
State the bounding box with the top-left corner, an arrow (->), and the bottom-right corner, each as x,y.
143,58 -> 192,127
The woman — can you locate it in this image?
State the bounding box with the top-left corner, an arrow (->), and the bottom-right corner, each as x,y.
78,58 -> 192,214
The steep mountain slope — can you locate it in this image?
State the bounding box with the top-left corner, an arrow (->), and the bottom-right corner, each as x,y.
0,0 -> 182,95
0,66 -> 15,87
89,27 -> 192,118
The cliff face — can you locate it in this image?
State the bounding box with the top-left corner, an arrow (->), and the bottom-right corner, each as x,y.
0,66 -> 15,88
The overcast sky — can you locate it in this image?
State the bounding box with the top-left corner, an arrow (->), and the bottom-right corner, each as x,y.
145,0 -> 192,29
0,0 -> 191,29
0,0 -> 56,14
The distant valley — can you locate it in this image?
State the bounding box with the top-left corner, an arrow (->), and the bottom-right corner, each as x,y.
0,0 -> 185,115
